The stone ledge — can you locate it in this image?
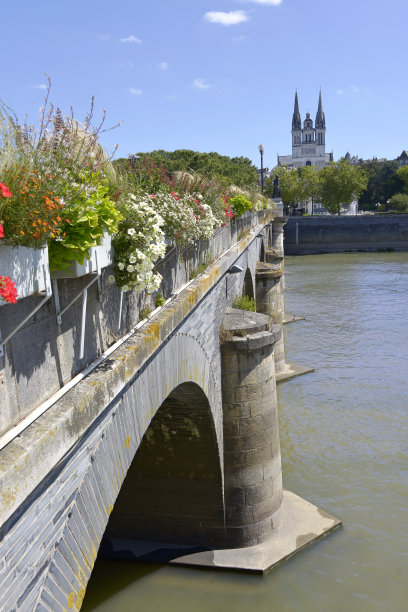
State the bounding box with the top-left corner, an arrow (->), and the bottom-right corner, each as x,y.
275,361 -> 314,382
100,490 -> 341,574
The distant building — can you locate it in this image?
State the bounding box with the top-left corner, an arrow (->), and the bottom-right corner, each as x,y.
278,92 -> 333,169
396,150 -> 408,167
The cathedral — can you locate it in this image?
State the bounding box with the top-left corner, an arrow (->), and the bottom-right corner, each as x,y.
278,91 -> 333,169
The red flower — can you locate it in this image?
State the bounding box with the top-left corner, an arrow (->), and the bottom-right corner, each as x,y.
0,183 -> 12,198
0,276 -> 18,304
0,224 -> 4,239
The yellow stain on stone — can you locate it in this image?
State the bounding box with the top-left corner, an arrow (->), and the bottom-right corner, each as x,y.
108,503 -> 114,515
125,435 -> 131,448
76,588 -> 86,609
67,591 -> 75,608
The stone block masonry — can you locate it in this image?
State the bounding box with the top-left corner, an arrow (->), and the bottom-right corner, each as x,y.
284,215 -> 408,255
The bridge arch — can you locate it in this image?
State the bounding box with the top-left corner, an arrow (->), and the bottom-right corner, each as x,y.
104,381 -> 225,551
31,332 -> 223,611
243,267 -> 255,299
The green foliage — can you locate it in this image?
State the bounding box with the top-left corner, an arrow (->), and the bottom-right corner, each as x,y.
388,192 -> 408,211
320,158 -> 368,215
229,194 -> 252,216
118,149 -> 258,189
396,166 -> 408,193
265,166 -> 303,211
298,165 -> 322,209
154,293 -> 166,307
358,160 -> 401,210
49,180 -> 122,270
233,294 -> 256,311
139,306 -> 152,321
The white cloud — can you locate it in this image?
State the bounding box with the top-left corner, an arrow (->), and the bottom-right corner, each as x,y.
336,89 -> 344,95
30,84 -> 48,90
241,0 -> 282,4
157,62 -> 168,70
129,88 -> 142,95
350,85 -> 359,94
233,34 -> 246,42
204,10 -> 249,25
120,35 -> 142,44
97,34 -> 112,40
192,78 -> 211,90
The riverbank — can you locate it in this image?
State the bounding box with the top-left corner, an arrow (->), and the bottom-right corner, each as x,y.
284,214 -> 408,254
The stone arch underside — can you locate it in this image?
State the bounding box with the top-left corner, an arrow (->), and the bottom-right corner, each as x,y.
243,267 -> 255,299
103,381 -> 225,550
260,239 -> 265,263
28,333 -> 222,612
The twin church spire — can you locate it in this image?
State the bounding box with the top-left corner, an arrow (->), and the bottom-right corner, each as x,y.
278,90 -> 331,168
292,90 -> 326,131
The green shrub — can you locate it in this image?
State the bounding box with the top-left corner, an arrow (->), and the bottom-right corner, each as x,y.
229,194 -> 252,216
233,294 -> 256,311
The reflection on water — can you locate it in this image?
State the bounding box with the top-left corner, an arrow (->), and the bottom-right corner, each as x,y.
82,253 -> 408,612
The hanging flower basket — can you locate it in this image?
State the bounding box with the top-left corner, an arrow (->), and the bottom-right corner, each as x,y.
51,232 -> 114,279
0,243 -> 51,306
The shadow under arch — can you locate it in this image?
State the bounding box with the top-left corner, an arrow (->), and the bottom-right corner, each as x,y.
243,267 -> 254,299
103,382 -> 225,551
260,239 -> 265,262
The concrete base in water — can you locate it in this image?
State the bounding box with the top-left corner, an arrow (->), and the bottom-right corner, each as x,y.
276,361 -> 314,382
101,491 -> 340,574
283,313 -> 305,324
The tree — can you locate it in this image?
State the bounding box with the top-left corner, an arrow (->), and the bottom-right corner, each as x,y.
298,165 -> 322,215
388,193 -> 408,211
116,149 -> 259,189
358,160 -> 400,210
320,158 -> 368,215
396,166 -> 408,194
265,166 -> 303,213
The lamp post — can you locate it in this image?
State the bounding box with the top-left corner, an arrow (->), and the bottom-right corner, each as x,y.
258,144 -> 264,194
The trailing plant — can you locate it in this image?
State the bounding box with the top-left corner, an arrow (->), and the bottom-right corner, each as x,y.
229,194 -> 253,216
48,177 -> 122,270
150,191 -> 217,246
112,194 -> 166,293
0,169 -> 63,247
0,223 -> 18,304
154,293 -> 166,307
138,305 -> 152,321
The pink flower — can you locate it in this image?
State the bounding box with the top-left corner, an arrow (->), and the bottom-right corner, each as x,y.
0,183 -> 12,198
0,276 -> 18,304
0,224 -> 4,239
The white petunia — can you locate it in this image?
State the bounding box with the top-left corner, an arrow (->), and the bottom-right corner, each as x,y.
118,262 -> 125,270
127,228 -> 136,236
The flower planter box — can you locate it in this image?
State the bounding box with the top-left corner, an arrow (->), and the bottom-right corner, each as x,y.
0,243 -> 51,305
51,232 -> 114,279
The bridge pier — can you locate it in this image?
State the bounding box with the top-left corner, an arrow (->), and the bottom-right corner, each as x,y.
255,262 -> 286,375
172,307 -> 340,573
221,308 -> 282,547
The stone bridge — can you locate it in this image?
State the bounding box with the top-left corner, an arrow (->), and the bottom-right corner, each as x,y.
0,212 -> 339,611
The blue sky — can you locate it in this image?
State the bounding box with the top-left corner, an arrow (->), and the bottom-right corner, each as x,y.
2,0 -> 407,170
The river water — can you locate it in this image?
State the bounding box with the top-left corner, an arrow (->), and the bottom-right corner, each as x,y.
82,253 -> 408,612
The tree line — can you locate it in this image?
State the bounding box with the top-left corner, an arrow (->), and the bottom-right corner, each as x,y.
115,149 -> 258,190
265,159 -> 408,214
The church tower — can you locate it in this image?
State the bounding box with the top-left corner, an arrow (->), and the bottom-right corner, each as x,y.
278,91 -> 332,169
315,90 -> 326,157
291,92 -> 302,161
